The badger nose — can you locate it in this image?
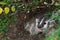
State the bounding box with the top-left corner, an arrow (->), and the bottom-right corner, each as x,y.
38,25 -> 42,28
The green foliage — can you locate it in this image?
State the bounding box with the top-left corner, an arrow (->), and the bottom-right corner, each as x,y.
44,10 -> 60,40
54,3 -> 60,9
32,0 -> 40,5
45,27 -> 60,40
2,37 -> 10,40
3,0 -> 10,3
0,13 -> 16,35
44,11 -> 52,18
2,37 -> 7,40
51,11 -> 60,20
0,0 -> 17,35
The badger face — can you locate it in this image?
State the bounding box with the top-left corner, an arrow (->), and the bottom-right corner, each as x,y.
25,17 -> 55,35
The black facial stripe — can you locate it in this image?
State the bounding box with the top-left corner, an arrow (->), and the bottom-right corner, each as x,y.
38,17 -> 47,28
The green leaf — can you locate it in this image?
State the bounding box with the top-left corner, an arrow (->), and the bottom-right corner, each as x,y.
2,37 -> 7,40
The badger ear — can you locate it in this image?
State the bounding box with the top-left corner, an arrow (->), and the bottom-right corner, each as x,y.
48,20 -> 55,28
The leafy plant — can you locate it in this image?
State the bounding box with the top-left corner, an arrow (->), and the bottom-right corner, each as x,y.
0,0 -> 17,35
2,37 -> 10,40
0,13 -> 16,35
44,10 -> 60,40
32,0 -> 40,5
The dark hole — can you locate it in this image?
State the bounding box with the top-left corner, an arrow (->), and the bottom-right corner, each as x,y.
35,8 -> 41,13
44,22 -> 46,24
39,32 -> 43,34
0,0 -> 2,1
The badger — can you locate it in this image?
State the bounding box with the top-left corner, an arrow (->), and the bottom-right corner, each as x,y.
25,16 -> 56,35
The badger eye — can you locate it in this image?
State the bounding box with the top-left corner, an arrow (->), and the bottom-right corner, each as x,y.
38,22 -> 40,24
44,22 -> 46,25
39,32 -> 43,34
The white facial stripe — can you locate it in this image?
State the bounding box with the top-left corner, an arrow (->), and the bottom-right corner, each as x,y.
39,17 -> 45,25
